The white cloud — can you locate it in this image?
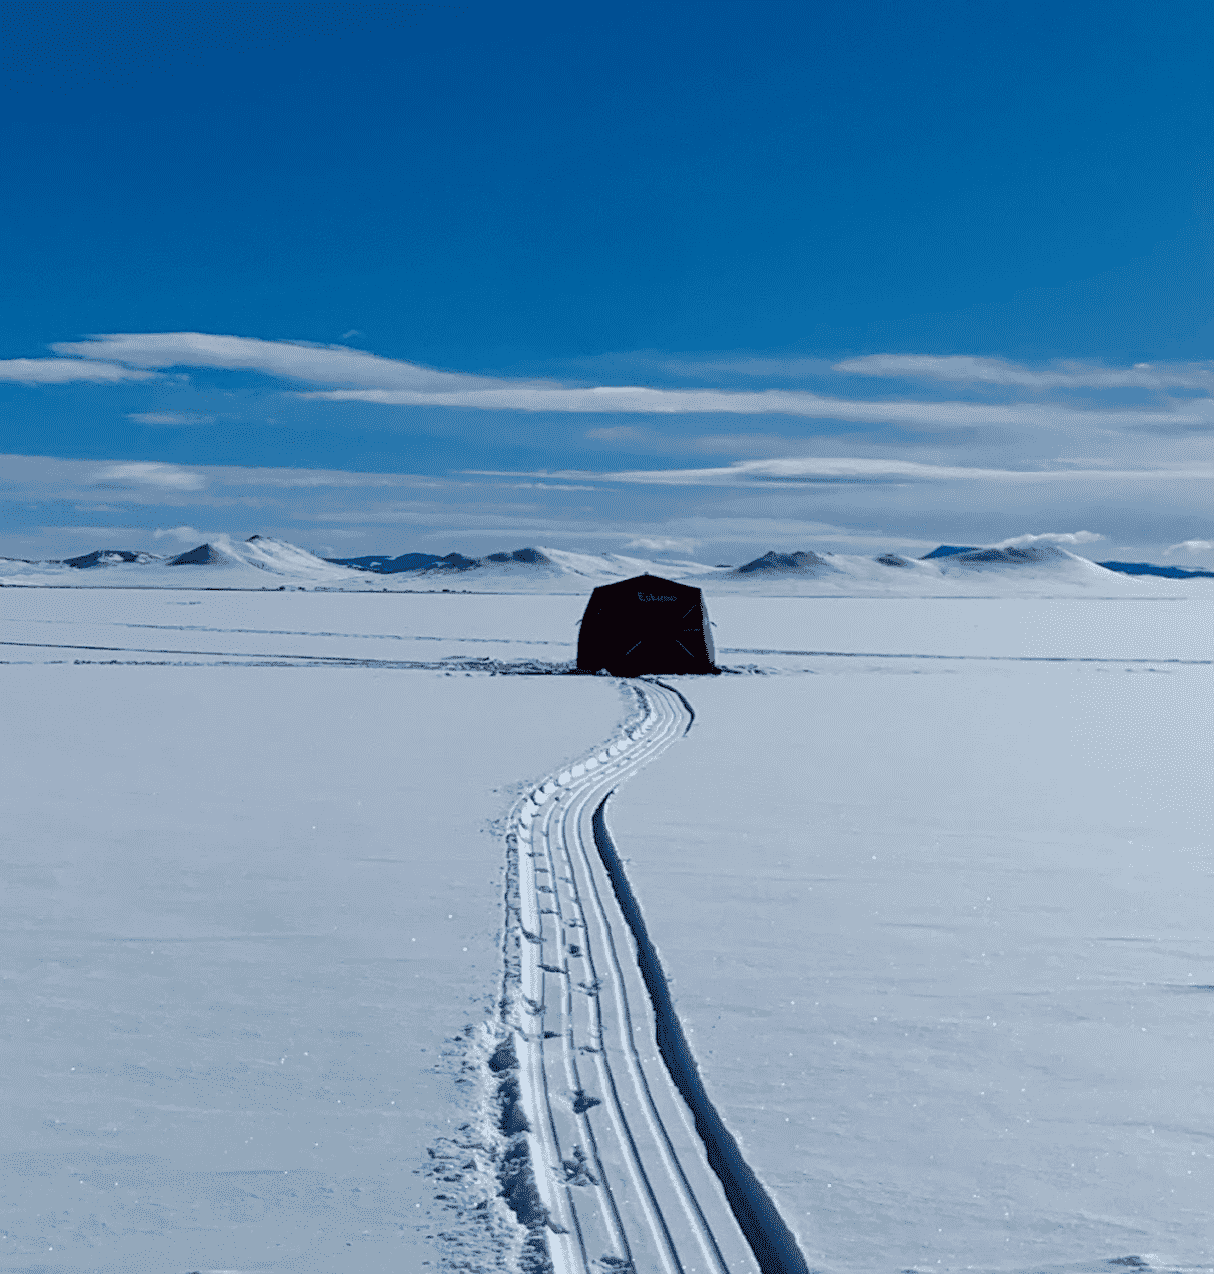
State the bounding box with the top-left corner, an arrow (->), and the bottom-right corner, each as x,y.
0,358 -> 158,384
208,465 -> 442,490
128,411 -> 215,425
308,383 -> 1203,430
992,531 -> 1104,547
503,482 -> 598,491
835,354 -> 1214,391
54,332 -> 500,392
594,457 -> 1003,483
1164,539 -> 1213,554
469,457 -> 1214,487
3,448 -> 1211,566
624,536 -> 699,552
26,332 -> 1209,430
92,462 -> 206,491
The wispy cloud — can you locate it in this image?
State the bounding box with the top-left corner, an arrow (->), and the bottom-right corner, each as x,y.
14,332 -> 1205,431
624,536 -> 699,552
128,411 -> 215,425
54,332 -> 504,392
3,450 -> 1210,565
993,530 -> 1104,547
211,465 -> 443,490
0,452 -> 449,501
152,524 -> 203,542
502,482 -> 599,491
92,462 -> 207,491
0,358 -> 158,384
308,384 -> 1199,430
835,354 -> 1214,391
562,350 -> 1214,393
469,457 -> 1214,486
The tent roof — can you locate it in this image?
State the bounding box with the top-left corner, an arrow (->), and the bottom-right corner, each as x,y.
588,572 -> 703,598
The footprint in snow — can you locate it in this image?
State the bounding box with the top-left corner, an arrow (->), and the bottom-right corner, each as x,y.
559,1144 -> 599,1186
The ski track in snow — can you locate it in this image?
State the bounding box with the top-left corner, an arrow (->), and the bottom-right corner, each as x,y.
103,621 -> 573,647
0,638 -> 576,674
7,638 -> 1207,678
721,647 -> 1212,665
496,680 -> 789,1274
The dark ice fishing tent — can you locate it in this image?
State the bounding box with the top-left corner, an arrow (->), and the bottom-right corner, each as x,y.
577,574 -> 717,676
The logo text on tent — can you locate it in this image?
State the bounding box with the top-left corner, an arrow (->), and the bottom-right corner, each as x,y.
637,592 -> 678,601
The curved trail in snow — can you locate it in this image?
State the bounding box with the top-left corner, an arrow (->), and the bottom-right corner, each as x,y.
499,680 -> 806,1274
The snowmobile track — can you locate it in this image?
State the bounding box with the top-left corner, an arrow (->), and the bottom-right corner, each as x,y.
499,680 -> 796,1274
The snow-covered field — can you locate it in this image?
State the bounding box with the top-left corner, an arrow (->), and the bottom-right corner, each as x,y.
2,576 -> 1211,1273
1,626 -> 629,1272
614,667 -> 1213,1273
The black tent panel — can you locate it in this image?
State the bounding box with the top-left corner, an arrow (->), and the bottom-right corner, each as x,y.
577,574 -> 717,676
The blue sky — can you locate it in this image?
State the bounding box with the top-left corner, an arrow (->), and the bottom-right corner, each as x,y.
2,0 -> 1211,563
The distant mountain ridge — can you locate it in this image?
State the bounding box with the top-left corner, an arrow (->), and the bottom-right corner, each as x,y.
1098,560 -> 1214,580
931,544 -> 1072,566
5,535 -> 1212,594
327,551 -> 467,574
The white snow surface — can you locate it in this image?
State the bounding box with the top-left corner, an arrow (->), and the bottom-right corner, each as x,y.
3,583 -> 1212,1272
1,634 -> 629,1271
613,647 -> 1213,1271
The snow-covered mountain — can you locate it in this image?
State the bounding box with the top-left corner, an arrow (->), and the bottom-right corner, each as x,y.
324,544 -> 730,589
0,538 -> 720,591
63,549 -> 164,568
731,549 -> 836,576
2,535 -> 1208,595
703,543 -> 1142,594
0,535 -> 364,587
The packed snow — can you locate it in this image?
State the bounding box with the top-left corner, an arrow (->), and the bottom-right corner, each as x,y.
2,569 -> 1211,1272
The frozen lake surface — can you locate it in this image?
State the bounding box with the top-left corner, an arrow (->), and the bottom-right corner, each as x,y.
1,642 -> 627,1272
613,669 -> 1213,1273
2,583 -> 1211,1272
